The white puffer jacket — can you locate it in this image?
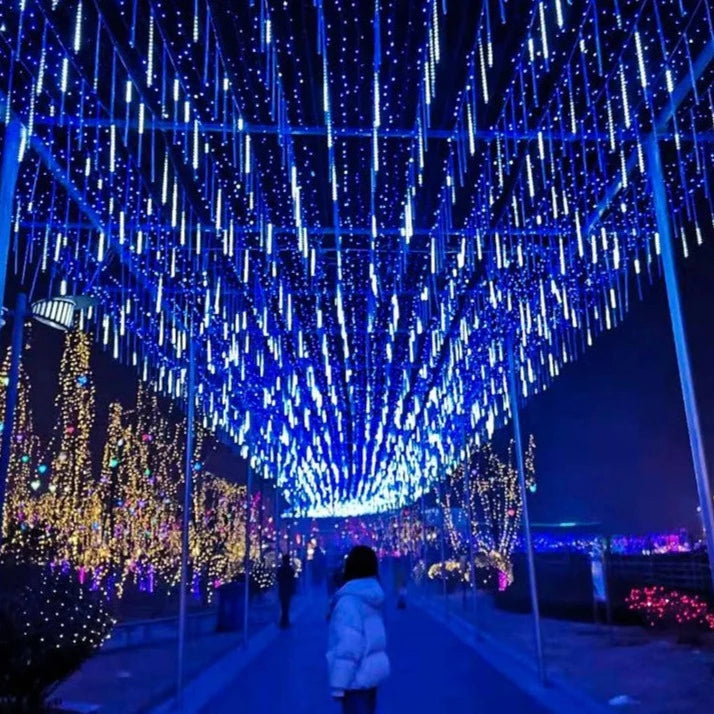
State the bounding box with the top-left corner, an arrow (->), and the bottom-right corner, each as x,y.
326,577 -> 390,696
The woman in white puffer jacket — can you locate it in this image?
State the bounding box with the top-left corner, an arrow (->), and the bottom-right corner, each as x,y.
327,546 -> 390,714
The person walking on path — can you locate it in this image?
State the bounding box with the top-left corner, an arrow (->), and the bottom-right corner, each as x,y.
326,546 -> 390,714
277,554 -> 295,629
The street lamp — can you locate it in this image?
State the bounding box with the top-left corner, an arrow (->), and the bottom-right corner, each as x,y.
0,292 -> 96,544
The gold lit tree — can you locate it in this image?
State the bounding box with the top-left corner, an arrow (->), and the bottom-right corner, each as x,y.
0,337 -> 44,550
443,436 -> 536,585
45,330 -> 107,576
130,386 -> 182,591
1,327 -> 271,603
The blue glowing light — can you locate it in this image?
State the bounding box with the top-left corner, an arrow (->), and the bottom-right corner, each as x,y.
0,0 -> 712,515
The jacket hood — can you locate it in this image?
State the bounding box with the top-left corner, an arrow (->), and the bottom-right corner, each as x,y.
336,577 -> 385,608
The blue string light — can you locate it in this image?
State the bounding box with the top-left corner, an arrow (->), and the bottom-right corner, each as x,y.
0,0 -> 713,516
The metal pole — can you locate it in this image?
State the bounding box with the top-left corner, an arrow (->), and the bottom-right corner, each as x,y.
243,461 -> 252,647
508,344 -> 546,684
646,134 -> 714,595
274,480 -> 281,560
0,292 -> 25,542
176,330 -> 196,708
420,490 -> 428,572
438,477 -> 447,600
0,120 -> 23,308
462,432 -> 478,613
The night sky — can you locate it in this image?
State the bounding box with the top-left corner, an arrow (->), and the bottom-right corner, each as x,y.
519,240 -> 714,534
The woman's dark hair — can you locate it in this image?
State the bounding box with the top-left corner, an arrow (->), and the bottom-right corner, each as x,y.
281,554 -> 291,567
343,545 -> 379,582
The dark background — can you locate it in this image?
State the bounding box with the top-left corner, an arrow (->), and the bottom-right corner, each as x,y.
518,241 -> 714,533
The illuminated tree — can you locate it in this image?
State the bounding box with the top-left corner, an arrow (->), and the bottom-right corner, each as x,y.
0,337 -> 44,552
97,402 -> 129,592
0,327 -> 272,601
44,330 -> 104,575
443,436 -> 536,585
131,387 -> 182,591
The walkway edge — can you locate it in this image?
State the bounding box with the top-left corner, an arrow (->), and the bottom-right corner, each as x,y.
414,597 -> 609,714
147,600 -> 307,714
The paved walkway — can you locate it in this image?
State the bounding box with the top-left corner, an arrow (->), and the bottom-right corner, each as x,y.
201,594 -> 548,714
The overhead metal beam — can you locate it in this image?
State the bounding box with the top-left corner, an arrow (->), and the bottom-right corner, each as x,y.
28,114 -> 713,146
18,219 -> 564,241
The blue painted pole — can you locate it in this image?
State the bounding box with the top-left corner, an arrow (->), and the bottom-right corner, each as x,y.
0,120 -> 22,309
0,293 -> 26,542
0,119 -> 23,544
438,478 -> 447,600
646,135 -> 714,596
243,460 -> 252,647
462,431 -> 478,616
177,330 -> 196,709
508,344 -> 546,685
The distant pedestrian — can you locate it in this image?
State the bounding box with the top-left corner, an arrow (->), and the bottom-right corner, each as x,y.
328,564 -> 344,597
327,546 -> 390,714
396,583 -> 407,610
313,545 -> 327,590
277,554 -> 295,629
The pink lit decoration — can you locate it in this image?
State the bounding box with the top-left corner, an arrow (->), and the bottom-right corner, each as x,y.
498,571 -> 508,592
626,586 -> 714,630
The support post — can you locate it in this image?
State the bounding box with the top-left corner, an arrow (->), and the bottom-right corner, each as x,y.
0,120 -> 22,309
274,480 -> 281,560
243,461 -> 252,647
176,330 -> 196,707
420,490 -> 427,567
462,433 -> 478,615
508,344 -> 546,684
646,135 -> 714,595
0,292 -> 25,542
438,477 -> 447,600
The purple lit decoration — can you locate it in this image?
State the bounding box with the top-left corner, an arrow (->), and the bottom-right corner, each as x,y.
517,531 -> 693,555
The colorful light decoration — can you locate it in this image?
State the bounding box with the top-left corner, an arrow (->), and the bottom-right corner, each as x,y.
0,337 -> 44,544
444,436 -> 536,583
0,0 -> 713,516
626,586 -> 714,630
0,333 -> 274,600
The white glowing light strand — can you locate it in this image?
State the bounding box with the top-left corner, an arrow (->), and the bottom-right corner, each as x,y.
109,124 -> 116,173
193,119 -> 200,169
478,40 -> 489,103
619,63 -> 631,128
147,15 -> 154,86
634,30 -> 648,89
73,0 -> 83,53
36,43 -> 46,96
60,57 -> 69,93
539,2 -> 549,61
